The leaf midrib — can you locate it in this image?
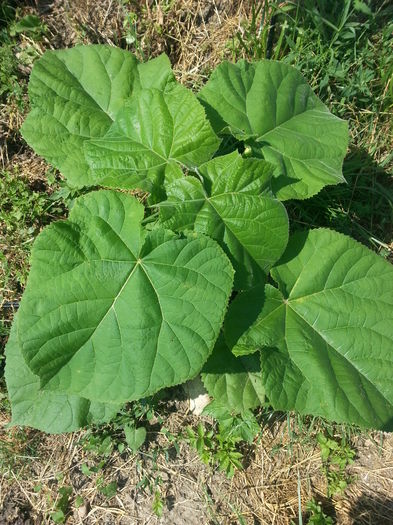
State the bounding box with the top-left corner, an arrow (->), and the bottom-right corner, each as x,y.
167,187 -> 281,270
33,260 -> 139,382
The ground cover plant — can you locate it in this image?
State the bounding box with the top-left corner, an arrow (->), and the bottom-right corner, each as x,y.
4,43 -> 393,438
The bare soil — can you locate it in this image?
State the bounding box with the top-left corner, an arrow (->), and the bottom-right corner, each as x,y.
1,401 -> 393,524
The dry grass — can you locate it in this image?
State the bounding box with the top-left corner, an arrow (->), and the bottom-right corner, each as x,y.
2,401 -> 393,524
135,0 -> 246,87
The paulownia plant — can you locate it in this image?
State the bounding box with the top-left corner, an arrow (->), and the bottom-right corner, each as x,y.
4,45 -> 393,434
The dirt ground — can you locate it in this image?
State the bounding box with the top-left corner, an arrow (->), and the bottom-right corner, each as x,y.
1,401 -> 393,524
1,1 -> 393,524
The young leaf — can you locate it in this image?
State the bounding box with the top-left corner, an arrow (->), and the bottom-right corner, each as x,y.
21,46 -> 174,187
16,190 -> 234,404
158,152 -> 289,289
9,15 -> 44,36
124,424 -> 147,453
235,229 -> 393,430
85,84 -> 220,200
201,334 -> 265,414
199,60 -> 348,200
5,318 -> 119,433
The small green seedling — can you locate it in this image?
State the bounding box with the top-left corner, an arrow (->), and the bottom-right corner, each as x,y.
124,424 -> 147,453
97,478 -> 117,499
186,422 -> 244,478
306,498 -> 334,525
50,486 -> 72,524
9,14 -> 46,38
317,433 -> 355,496
152,489 -> 164,518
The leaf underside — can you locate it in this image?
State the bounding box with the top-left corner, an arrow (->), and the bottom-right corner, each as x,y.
15,190 -> 234,405
199,60 -> 349,200
233,229 -> 393,430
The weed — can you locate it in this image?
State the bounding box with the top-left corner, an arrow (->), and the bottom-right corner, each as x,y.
0,43 -> 22,102
0,427 -> 40,477
81,434 -> 114,458
228,1 -> 295,61
78,397 -> 158,469
134,447 -> 166,517
97,478 -> 117,499
9,14 -> 46,39
186,422 -> 244,478
81,460 -> 105,477
0,169 -> 64,306
306,498 -> 334,525
124,424 -> 147,453
0,1 -> 16,42
161,427 -> 181,457
0,4 -> 46,110
74,495 -> 84,508
152,489 -> 164,517
50,486 -> 72,524
117,1 -> 144,59
317,432 -> 355,497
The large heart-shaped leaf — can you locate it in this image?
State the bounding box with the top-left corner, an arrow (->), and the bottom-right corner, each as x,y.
158,152 -> 289,289
5,318 -> 119,433
233,229 -> 393,430
201,334 -> 265,414
21,46 -> 174,187
199,60 -> 348,200
16,190 -> 233,404
85,84 -> 220,200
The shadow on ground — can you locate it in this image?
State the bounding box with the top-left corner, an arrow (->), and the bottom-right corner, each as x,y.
350,493 -> 393,524
287,146 -> 393,255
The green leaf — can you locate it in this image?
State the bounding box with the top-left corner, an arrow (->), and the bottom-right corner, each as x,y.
124,424 -> 147,452
201,334 -> 265,414
21,46 -> 174,187
74,496 -> 84,509
236,229 -> 393,430
203,405 -> 260,443
158,152 -> 289,288
354,0 -> 372,15
231,284 -> 284,356
98,480 -> 117,499
85,83 -> 220,200
199,60 -> 348,200
10,15 -> 44,36
50,510 -> 65,523
4,317 -> 119,433
16,190 -> 233,404
224,282 -> 266,351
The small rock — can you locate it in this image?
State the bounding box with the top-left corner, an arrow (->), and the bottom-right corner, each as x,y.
77,502 -> 90,519
183,376 -> 210,416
